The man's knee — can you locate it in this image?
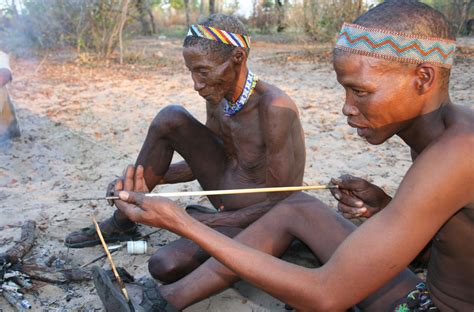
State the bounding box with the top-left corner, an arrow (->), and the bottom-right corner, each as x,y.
149,105 -> 191,135
272,193 -> 327,217
148,250 -> 183,284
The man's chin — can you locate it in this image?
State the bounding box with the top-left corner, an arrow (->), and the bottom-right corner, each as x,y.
204,96 -> 222,105
364,132 -> 392,145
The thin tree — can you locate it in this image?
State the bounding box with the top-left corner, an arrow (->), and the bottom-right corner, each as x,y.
135,0 -> 152,35
184,0 -> 191,27
118,0 -> 130,64
209,0 -> 215,14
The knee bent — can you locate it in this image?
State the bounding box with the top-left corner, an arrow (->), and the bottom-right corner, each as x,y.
148,252 -> 182,284
149,105 -> 191,135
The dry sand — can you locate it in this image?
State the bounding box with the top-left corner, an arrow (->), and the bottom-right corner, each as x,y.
0,37 -> 472,311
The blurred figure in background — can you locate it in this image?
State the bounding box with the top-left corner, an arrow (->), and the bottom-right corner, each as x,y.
0,50 -> 20,145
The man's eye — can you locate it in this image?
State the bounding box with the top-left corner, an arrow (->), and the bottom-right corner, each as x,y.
352,89 -> 368,97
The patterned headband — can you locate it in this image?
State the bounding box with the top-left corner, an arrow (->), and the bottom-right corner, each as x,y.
187,24 -> 251,49
335,23 -> 456,68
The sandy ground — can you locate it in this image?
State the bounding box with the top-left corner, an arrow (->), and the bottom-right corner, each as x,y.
0,37 -> 472,311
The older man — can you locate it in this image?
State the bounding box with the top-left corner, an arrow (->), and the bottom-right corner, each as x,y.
67,13 -> 306,285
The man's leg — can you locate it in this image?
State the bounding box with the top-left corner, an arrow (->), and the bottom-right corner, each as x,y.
66,105 -> 228,247
116,104 -> 228,221
148,226 -> 242,283
159,192 -> 420,311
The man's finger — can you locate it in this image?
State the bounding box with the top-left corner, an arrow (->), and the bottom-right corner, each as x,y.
332,175 -> 368,191
337,202 -> 367,215
114,200 -> 144,223
336,191 -> 364,207
106,180 -> 117,206
123,165 -> 135,191
119,191 -> 147,208
135,165 -> 146,192
114,178 -> 123,192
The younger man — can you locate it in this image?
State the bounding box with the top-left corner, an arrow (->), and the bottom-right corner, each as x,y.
97,1 -> 473,311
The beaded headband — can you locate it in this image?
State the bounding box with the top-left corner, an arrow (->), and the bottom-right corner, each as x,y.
187,24 -> 251,49
335,23 -> 456,68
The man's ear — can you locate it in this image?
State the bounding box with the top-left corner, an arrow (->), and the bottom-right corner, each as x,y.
414,63 -> 435,94
231,47 -> 246,64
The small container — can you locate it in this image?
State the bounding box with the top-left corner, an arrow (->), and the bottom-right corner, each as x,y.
127,240 -> 147,254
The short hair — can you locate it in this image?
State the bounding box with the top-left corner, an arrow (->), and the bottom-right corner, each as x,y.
337,0 -> 454,89
183,14 -> 250,59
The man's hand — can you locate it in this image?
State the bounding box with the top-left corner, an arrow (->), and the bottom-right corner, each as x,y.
111,165 -> 187,231
117,190 -> 187,232
106,165 -> 150,206
330,175 -> 391,219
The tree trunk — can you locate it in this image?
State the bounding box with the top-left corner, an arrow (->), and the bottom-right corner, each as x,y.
146,8 -> 156,34
184,0 -> 191,27
118,0 -> 130,64
136,0 -> 152,35
10,0 -> 18,16
276,0 -> 286,32
209,0 -> 215,14
456,0 -> 473,35
200,0 -> 205,16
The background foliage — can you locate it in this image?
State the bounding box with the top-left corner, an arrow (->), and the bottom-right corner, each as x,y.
0,0 -> 471,60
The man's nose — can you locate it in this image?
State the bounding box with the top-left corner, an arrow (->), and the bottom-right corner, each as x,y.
342,97 -> 359,117
192,75 -> 205,91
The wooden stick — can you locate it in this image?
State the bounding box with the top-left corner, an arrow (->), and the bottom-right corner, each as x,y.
92,217 -> 129,302
63,184 -> 337,202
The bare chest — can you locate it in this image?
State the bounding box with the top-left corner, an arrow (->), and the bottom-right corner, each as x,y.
217,112 -> 266,166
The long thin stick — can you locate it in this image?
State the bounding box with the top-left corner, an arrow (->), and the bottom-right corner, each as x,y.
92,217 -> 129,302
63,184 -> 337,202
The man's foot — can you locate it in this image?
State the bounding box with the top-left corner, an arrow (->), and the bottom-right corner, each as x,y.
65,212 -> 140,248
92,267 -> 177,312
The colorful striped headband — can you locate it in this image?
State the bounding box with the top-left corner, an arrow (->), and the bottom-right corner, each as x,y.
187,24 -> 251,49
335,23 -> 456,68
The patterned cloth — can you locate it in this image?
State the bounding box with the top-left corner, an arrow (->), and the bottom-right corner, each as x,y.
394,283 -> 439,312
335,23 -> 456,68
224,70 -> 258,116
187,24 -> 251,49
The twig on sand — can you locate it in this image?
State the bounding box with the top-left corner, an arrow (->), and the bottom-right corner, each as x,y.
92,216 -> 129,302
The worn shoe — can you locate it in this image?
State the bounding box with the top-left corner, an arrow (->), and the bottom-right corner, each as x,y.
92,266 -> 177,312
65,212 -> 140,248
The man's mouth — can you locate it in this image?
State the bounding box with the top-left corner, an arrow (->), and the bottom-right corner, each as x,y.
347,120 -> 370,137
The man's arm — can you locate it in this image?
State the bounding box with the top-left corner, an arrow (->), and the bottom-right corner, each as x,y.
259,94 -> 305,202
160,161 -> 195,184
117,132 -> 473,311
190,200 -> 272,228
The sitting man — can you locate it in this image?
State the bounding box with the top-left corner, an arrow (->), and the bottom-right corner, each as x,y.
66,14 -> 306,284
0,50 -> 20,144
94,1 -> 473,311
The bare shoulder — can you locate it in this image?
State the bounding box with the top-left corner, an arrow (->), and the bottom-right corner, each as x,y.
440,104 -> 474,150
408,108 -> 474,206
256,80 -> 299,116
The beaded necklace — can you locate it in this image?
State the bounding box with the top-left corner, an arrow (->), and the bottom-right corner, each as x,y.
224,70 -> 258,116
